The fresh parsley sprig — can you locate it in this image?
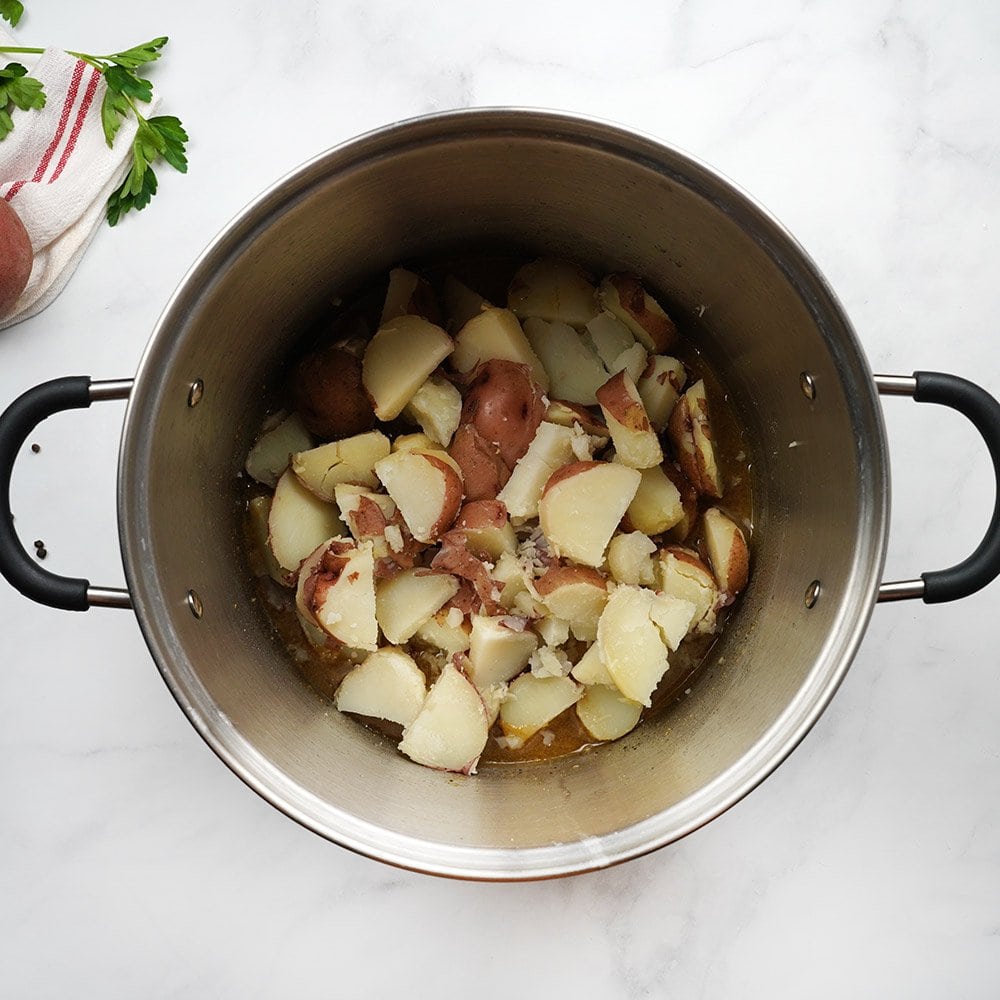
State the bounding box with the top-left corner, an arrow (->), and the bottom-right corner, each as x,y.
0,12 -> 187,225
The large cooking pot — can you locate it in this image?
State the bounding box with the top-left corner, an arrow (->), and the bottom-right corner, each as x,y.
2,110 -> 999,880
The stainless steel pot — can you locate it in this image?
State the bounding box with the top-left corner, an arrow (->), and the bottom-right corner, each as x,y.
3,110 -> 999,880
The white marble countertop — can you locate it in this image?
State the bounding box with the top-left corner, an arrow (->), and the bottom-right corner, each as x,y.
2,1 -> 999,996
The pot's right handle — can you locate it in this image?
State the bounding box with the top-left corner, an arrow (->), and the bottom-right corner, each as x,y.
0,376 -> 133,611
876,371 -> 1000,603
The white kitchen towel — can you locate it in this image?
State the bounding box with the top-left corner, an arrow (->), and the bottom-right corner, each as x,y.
0,27 -> 155,329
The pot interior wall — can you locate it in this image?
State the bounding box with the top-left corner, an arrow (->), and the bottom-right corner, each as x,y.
120,113 -> 887,877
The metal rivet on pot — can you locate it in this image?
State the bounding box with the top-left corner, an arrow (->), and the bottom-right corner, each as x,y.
186,589 -> 204,619
804,580 -> 821,608
800,372 -> 816,400
188,379 -> 204,408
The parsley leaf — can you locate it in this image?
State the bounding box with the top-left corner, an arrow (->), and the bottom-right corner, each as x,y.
0,62 -> 46,140
147,115 -> 188,173
107,37 -> 168,70
0,0 -> 24,28
100,87 -> 129,146
103,64 -> 153,104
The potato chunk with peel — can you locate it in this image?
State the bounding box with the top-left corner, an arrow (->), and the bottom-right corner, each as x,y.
637,355 -> 686,431
626,464 -> 685,536
375,569 -> 460,644
454,500 -> 516,559
598,274 -> 677,352
576,684 -> 644,741
443,275 -> 490,332
570,641 -> 616,687
363,315 -> 454,420
497,421 -> 577,519
393,432 -> 436,453
451,307 -> 549,391
544,399 -> 609,439
335,647 -> 427,726
508,258 -> 599,326
608,343 -> 648,384
657,547 -> 720,634
667,380 -> 722,498
538,461 -> 641,568
522,318 -> 609,405
292,431 -> 391,500
597,585 -> 670,706
268,470 -> 347,579
703,507 -> 750,599
399,664 -> 489,773
607,531 -> 658,587
535,565 -> 609,642
500,674 -> 583,741
247,495 -> 285,585
596,371 -> 663,470
297,539 -> 378,651
467,615 -> 538,690
375,449 -> 463,543
245,412 -> 311,487
380,267 -> 440,325
403,373 -> 462,447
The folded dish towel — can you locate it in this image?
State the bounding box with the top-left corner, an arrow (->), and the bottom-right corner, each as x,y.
0,27 -> 153,330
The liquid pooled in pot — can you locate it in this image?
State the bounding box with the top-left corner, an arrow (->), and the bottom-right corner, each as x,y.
243,256 -> 753,772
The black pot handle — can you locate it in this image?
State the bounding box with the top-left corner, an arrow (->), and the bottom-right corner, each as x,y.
0,376 -> 132,611
877,371 -> 1000,603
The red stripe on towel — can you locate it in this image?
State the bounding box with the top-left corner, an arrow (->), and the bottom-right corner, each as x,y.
49,65 -> 101,183
3,59 -> 87,202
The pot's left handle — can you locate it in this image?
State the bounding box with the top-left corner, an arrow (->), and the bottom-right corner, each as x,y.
0,377 -> 133,611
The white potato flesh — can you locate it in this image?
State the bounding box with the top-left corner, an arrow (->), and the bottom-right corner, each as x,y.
522,317 -> 609,405
380,267 -> 436,324
648,593 -> 697,651
570,641 -> 616,687
608,343 -> 648,384
480,681 -> 508,728
443,275 -> 490,332
451,307 -> 549,391
597,585 -> 670,706
399,664 -> 489,773
298,539 -> 379,651
496,421 -> 577,518
403,373 -> 462,447
538,461 -> 641,568
292,431 -> 391,500
576,684 -> 643,741
362,315 -> 454,420
534,615 -> 570,648
375,569 -> 460,644
414,609 -> 472,654
627,464 -> 684,535
268,470 -> 347,577
467,616 -> 538,690
335,647 -> 427,726
535,566 -> 609,643
657,548 -> 719,633
247,495 -> 286,585
392,431 -> 437,453
245,412 -> 312,487
500,674 -> 582,741
596,371 -> 663,470
637,355 -> 686,431
585,311 -> 635,368
606,531 -> 658,586
598,274 -> 676,353
375,449 -> 463,543
507,258 -> 600,326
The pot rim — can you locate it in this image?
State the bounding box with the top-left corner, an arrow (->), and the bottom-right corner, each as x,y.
117,107 -> 890,880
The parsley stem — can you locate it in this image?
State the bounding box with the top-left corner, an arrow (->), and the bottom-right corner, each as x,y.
0,45 -> 44,55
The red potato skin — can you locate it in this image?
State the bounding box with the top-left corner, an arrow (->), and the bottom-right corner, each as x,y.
607,274 -> 677,352
448,423 -> 511,501
455,499 -> 509,531
545,399 -> 609,437
431,531 -> 504,615
534,564 -> 608,597
540,460 -> 603,499
0,199 -> 32,318
460,360 -> 546,469
291,345 -> 376,440
667,387 -> 722,499
595,371 -> 651,432
423,453 -> 464,539
351,495 -> 423,573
